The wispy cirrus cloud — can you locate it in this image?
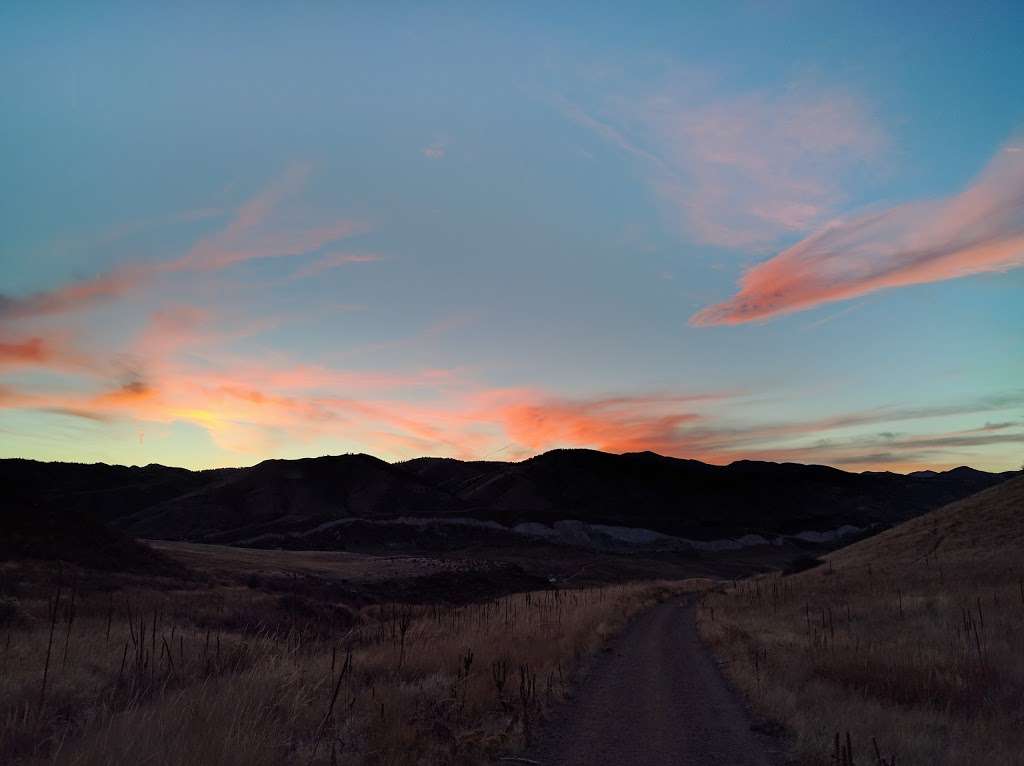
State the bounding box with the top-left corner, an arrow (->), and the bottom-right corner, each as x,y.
560,83 -> 883,248
290,252 -> 386,281
0,264 -> 153,321
0,164 -> 365,321
422,140 -> 447,159
670,391 -> 1024,454
732,422 -> 1024,471
692,141 -> 1024,325
649,88 -> 884,248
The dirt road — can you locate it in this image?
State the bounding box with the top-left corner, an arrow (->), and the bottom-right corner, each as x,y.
526,600 -> 781,766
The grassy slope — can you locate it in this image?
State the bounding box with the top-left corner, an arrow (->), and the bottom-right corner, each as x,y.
698,476 -> 1024,766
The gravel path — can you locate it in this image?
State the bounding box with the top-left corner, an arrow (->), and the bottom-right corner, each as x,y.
524,600 -> 781,766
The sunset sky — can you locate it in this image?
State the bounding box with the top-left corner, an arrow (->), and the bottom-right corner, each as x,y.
2,2 -> 1023,472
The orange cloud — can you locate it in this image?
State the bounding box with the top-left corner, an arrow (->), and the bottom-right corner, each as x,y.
0,337 -> 54,367
692,141 -> 1024,325
487,392 -> 713,455
0,332 -> 95,372
2,353 -> 1019,472
3,352 -> 472,455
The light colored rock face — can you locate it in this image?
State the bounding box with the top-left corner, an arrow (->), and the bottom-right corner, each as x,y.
791,524 -> 861,544
268,513 -> 864,554
506,519 -> 864,553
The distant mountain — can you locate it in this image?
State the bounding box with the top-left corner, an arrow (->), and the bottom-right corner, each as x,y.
0,450 -> 1016,547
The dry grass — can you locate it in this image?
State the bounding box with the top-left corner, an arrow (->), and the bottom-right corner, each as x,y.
0,561 -> 700,765
698,477 -> 1024,766
146,541 -> 476,582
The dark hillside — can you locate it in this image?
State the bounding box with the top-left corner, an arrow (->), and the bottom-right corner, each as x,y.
0,492 -> 183,575
0,450 -> 1015,546
114,454 -> 468,540
446,449 -> 1014,537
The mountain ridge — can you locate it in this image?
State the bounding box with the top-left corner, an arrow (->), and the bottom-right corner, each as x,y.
2,449 -> 1016,548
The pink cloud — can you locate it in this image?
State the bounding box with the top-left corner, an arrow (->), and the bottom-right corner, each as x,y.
170,220 -> 365,273
135,305 -> 214,358
422,142 -> 446,159
290,251 -> 385,280
656,89 -> 883,247
562,85 -> 884,248
0,164 -> 365,321
692,142 -> 1024,325
0,264 -> 151,321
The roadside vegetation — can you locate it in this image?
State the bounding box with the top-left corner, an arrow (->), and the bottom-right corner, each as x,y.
698,476 -> 1024,766
0,557 -> 698,765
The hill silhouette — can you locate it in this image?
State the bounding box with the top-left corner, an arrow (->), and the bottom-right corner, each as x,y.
401,449 -> 1013,537
1,449 -> 1015,548
1,490 -> 183,574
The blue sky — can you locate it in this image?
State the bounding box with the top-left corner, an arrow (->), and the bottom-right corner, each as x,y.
2,1 -> 1022,470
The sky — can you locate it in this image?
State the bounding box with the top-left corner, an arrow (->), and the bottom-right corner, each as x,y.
2,1 -> 1023,472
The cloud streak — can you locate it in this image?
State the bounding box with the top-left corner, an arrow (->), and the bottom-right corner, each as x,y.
0,332 -> 94,372
0,164 -> 365,322
290,252 -> 385,280
731,423 -> 1024,471
0,337 -> 62,368
0,265 -> 151,321
692,141 -> 1024,325
1,342 -> 1019,473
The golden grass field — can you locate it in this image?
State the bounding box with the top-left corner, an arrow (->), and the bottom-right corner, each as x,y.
698,476 -> 1024,766
0,549 -> 701,765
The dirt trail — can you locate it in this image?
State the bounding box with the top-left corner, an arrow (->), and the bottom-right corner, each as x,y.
525,600 -> 781,766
